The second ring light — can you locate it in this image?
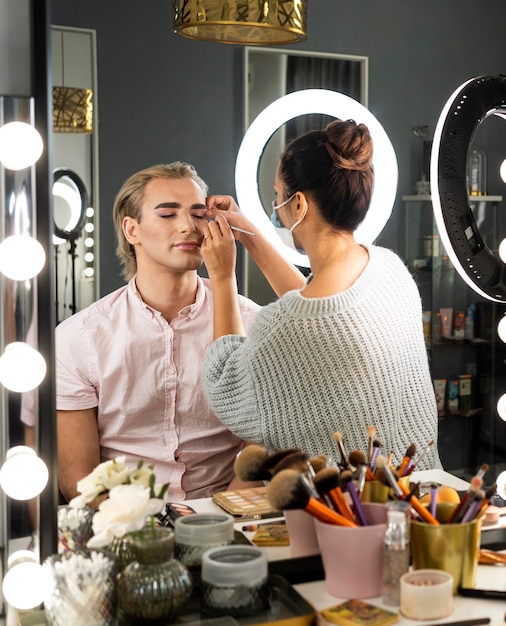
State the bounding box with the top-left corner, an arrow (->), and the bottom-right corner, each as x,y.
235,88 -> 399,268
431,74 -> 506,302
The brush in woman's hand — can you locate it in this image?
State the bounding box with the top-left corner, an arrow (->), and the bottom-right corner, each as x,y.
267,468 -> 357,527
313,467 -> 357,523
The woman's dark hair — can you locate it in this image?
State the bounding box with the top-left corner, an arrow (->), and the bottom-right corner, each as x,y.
278,119 -> 374,232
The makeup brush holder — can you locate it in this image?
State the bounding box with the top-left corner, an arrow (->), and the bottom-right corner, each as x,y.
284,509 -> 320,558
410,513 -> 482,593
361,476 -> 410,503
314,503 -> 388,599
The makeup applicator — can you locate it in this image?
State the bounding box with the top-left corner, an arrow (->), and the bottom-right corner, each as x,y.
271,450 -> 309,475
233,444 -> 271,481
398,443 -> 417,477
332,432 -> 350,469
348,449 -> 376,481
341,470 -> 368,526
366,425 -> 376,465
409,439 -> 434,472
313,467 -> 356,523
448,475 -> 483,524
370,439 -> 382,473
266,469 -> 357,527
376,456 -> 439,525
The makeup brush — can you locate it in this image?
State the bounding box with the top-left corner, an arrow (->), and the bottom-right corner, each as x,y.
476,463 -> 489,481
260,448 -> 301,475
429,483 -> 438,518
266,469 -> 357,527
348,449 -> 376,481
398,443 -> 417,477
271,450 -> 309,475
410,439 -> 434,471
233,444 -> 270,481
312,467 -> 357,523
341,470 -> 368,526
376,456 -> 439,525
366,425 -> 376,465
370,439 -> 382,473
309,454 -> 329,473
448,475 -> 483,524
461,489 -> 485,523
332,432 -> 350,469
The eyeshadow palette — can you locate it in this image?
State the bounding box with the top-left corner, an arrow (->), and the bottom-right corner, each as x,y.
212,486 -> 282,521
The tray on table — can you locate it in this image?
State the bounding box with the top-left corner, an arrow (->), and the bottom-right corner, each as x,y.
170,573 -> 315,626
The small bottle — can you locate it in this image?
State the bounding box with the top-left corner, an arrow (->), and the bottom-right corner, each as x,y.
467,148 -> 487,196
432,311 -> 442,343
382,510 -> 409,605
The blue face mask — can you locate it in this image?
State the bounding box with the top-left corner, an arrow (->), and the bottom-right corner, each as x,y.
270,194 -> 306,254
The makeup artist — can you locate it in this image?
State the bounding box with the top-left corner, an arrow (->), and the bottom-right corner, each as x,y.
201,119 -> 442,471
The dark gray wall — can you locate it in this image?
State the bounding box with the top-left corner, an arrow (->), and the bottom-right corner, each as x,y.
51,0 -> 506,296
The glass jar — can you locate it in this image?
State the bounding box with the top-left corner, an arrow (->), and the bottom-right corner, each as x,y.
117,525 -> 193,624
57,505 -> 95,553
201,545 -> 269,618
44,548 -> 117,626
174,512 -> 234,567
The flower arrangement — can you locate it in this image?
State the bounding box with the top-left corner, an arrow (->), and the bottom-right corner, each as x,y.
69,456 -> 168,548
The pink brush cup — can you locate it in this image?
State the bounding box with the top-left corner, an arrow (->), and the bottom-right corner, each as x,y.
314,502 -> 388,598
284,509 -> 320,558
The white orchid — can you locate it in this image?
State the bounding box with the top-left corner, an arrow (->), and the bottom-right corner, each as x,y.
86,484 -> 164,548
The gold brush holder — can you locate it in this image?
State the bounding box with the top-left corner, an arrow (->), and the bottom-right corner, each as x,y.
361,476 -> 410,503
410,507 -> 482,594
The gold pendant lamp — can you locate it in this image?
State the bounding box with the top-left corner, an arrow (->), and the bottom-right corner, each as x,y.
173,0 -> 307,45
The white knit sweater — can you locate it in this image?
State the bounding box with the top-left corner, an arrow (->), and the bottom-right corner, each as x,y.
202,245 -> 442,471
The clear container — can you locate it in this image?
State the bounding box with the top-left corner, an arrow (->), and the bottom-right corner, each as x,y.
467,148 -> 487,196
174,512 -> 234,567
201,545 -> 269,617
382,510 -> 409,605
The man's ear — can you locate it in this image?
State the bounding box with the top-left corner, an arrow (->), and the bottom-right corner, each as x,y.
123,216 -> 139,244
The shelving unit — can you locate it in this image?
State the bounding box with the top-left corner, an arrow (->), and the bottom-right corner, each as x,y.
403,194 -> 506,480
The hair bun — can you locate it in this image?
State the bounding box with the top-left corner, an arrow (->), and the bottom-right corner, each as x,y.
324,120 -> 373,172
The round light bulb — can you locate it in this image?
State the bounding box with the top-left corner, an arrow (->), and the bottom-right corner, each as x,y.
0,446 -> 49,500
2,550 -> 50,610
0,235 -> 46,280
84,267 -> 94,278
498,316 -> 506,343
0,122 -> 43,171
498,238 -> 506,264
500,159 -> 506,184
84,252 -> 94,263
0,342 -> 47,392
496,393 -> 506,422
496,470 -> 506,500
84,237 -> 94,247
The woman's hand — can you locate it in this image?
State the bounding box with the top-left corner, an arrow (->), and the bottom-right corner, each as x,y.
206,195 -> 257,241
200,214 -> 237,283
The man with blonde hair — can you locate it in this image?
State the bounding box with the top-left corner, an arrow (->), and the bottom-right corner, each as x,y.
56,162 -> 260,502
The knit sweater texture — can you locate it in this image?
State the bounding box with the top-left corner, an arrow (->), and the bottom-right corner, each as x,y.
202,245 -> 442,471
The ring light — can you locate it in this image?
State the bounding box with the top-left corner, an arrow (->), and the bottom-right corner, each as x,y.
430,75 -> 506,302
235,88 -> 398,267
52,168 -> 88,243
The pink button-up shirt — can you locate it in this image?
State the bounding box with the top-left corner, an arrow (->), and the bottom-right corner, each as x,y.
55,276 -> 260,500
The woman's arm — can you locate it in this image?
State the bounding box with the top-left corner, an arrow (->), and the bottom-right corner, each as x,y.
206,195 -> 305,297
201,215 -> 245,340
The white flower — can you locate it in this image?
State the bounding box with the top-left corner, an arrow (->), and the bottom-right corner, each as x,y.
86,484 -> 164,548
128,464 -> 155,488
68,457 -> 130,508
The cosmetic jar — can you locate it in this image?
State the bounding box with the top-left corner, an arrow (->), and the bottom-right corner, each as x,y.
201,545 -> 269,617
400,569 -> 453,620
174,513 -> 234,567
